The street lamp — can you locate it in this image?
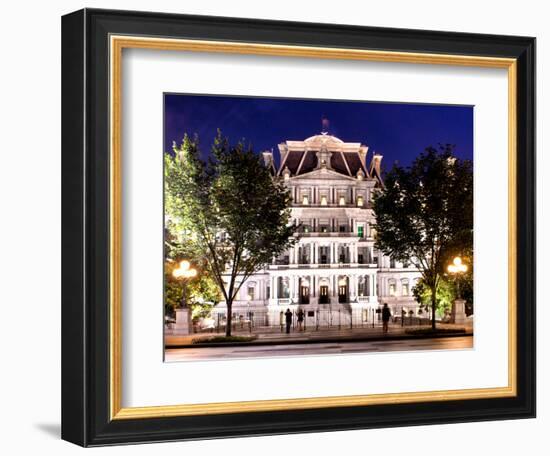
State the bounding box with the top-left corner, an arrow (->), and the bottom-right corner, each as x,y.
172,260 -> 197,308
447,256 -> 469,325
447,256 -> 468,298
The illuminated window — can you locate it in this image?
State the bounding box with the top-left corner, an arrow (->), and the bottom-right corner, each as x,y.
389,282 -> 396,296
339,195 -> 346,206
320,195 -> 328,206
247,286 -> 255,300
357,195 -> 364,207
302,195 -> 309,205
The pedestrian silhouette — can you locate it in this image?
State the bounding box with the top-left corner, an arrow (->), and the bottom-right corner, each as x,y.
285,308 -> 292,334
297,309 -> 304,331
382,303 -> 391,334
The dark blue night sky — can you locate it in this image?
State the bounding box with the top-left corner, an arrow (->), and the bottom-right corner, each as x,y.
164,94 -> 473,171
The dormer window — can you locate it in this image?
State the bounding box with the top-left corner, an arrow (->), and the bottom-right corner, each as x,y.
357,195 -> 364,207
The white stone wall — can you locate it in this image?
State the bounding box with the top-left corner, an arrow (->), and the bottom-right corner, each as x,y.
215,135 -> 422,322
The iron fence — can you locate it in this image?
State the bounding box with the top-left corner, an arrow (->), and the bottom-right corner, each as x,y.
204,305 -> 432,334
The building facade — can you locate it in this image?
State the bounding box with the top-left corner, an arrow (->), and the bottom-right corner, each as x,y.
215,132 -> 422,326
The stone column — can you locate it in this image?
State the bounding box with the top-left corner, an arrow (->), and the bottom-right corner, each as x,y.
370,275 -> 375,297
451,299 -> 468,324
350,274 -> 356,299
315,242 -> 319,264
175,308 -> 192,335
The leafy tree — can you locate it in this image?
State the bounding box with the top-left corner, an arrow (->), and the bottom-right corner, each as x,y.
164,258 -> 221,320
413,277 -> 455,319
164,227 -> 221,318
165,132 -> 296,336
373,144 -> 473,329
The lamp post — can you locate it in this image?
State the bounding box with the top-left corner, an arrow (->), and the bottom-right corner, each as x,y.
172,260 -> 197,308
447,256 -> 468,324
172,260 -> 197,335
447,256 -> 468,298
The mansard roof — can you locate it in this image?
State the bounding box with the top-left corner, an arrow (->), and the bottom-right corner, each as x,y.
276,133 -> 379,182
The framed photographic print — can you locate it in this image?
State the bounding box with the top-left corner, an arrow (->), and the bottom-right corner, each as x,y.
61,8 -> 536,447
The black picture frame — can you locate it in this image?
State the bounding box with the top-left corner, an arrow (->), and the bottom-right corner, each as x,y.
62,8 -> 536,447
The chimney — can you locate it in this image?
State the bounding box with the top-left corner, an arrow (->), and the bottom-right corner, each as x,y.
261,150 -> 273,168
370,153 -> 383,176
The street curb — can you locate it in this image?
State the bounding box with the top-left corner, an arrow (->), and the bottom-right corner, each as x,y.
165,331 -> 472,349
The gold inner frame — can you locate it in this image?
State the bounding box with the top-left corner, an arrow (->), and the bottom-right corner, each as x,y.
109,35 -> 517,420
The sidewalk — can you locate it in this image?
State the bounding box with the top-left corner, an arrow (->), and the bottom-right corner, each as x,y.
165,323 -> 473,348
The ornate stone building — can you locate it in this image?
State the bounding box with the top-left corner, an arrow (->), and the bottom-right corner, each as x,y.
215,131 -> 421,326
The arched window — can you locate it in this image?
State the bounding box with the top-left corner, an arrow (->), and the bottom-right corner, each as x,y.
247,281 -> 256,300
278,277 -> 290,298
401,279 -> 410,296
388,279 -> 396,297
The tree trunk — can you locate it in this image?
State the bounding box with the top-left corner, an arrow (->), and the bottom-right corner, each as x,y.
431,285 -> 437,330
225,300 -> 232,337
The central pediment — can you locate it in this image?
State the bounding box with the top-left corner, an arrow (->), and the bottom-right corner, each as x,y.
290,167 -> 359,181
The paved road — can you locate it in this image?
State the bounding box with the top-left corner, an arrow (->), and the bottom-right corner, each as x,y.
165,335 -> 473,362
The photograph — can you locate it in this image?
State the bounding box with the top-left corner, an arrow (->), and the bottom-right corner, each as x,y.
163,94 -> 475,361
55,4 -> 536,448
